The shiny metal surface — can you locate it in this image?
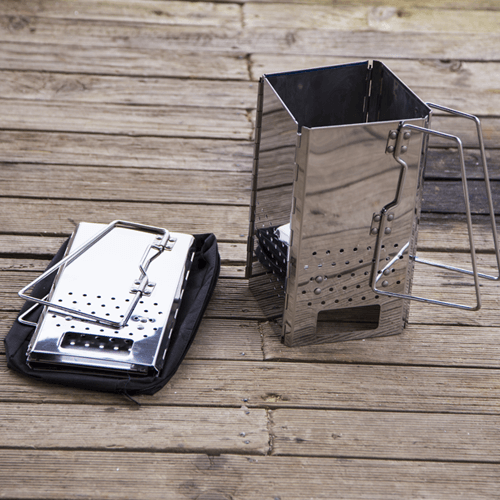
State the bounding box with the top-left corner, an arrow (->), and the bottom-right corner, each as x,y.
247,60 -> 431,346
24,222 -> 194,375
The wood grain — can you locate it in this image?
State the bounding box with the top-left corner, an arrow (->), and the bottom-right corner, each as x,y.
0,99 -> 252,139
1,450 -> 499,500
0,163 -> 251,205
202,0 -> 500,9
263,322 -> 500,368
244,3 -> 500,33
2,357 -> 500,414
0,131 -> 253,171
0,403 -> 269,454
0,198 -> 250,241
0,42 -> 250,78
1,15 -> 499,61
3,0 -> 243,27
0,70 -> 257,108
271,408 -> 500,462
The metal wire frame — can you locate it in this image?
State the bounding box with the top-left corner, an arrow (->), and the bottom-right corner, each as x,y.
371,104 -> 500,311
18,220 -> 171,329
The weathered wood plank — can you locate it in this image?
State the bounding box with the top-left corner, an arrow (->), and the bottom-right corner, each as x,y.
4,0 -> 242,28
1,16 -> 499,62
424,149 -> 500,180
0,71 -> 256,108
0,131 -> 253,171
0,163 -> 250,205
244,3 -> 500,33
0,312 -> 263,361
429,116 -> 500,149
5,1 -> 500,35
200,0 -> 500,9
0,198 -> 249,241
1,451 -> 499,500
0,42 -> 249,79
0,99 -> 252,139
418,214 -> 500,252
408,252 -> 500,326
0,403 -> 268,454
2,357 -> 500,413
263,322 -> 500,368
250,55 -> 500,116
422,179 -> 500,215
271,409 -> 500,462
0,237 -> 246,262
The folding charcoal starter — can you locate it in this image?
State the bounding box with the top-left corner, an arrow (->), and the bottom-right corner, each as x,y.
246,60 -> 500,347
18,221 -> 195,376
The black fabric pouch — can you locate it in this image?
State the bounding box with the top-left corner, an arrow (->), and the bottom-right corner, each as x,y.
4,233 -> 220,396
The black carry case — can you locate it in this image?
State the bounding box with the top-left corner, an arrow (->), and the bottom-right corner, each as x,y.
4,233 -> 220,396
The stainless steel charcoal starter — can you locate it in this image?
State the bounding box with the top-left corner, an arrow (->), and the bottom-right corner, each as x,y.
18,221 -> 195,375
246,60 -> 500,347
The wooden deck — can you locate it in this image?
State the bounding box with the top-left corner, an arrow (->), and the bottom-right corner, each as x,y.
1,0 -> 500,498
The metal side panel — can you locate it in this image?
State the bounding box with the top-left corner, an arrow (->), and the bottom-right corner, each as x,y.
283,118 -> 427,346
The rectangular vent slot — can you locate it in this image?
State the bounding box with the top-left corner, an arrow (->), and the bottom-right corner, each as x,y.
61,332 -> 133,353
318,304 -> 380,332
